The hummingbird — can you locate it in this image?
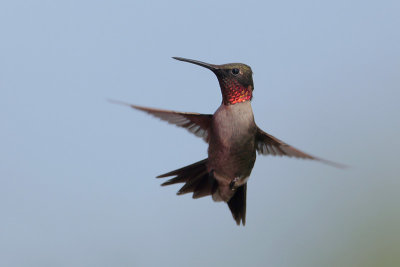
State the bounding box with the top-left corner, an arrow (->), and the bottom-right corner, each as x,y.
112,57 -> 342,226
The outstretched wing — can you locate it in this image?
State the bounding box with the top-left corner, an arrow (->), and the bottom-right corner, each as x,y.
255,126 -> 345,168
110,100 -> 213,142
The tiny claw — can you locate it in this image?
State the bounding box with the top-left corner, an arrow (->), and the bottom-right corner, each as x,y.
229,177 -> 239,190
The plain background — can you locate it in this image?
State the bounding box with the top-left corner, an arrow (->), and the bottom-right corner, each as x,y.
1,1 -> 399,266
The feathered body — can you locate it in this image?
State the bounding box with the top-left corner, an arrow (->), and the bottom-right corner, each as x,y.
209,102 -> 256,202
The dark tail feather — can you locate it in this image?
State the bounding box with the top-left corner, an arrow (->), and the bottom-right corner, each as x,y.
157,159 -> 217,199
228,184 -> 247,226
157,159 -> 208,178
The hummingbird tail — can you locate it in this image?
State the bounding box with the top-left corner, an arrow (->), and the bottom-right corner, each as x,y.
157,159 -> 217,199
157,159 -> 247,226
227,184 -> 247,226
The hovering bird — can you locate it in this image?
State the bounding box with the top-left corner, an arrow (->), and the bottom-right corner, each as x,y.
112,57 -> 342,225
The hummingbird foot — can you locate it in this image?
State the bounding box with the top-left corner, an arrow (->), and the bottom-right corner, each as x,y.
229,177 -> 240,191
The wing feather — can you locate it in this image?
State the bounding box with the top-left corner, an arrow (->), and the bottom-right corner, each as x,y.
255,126 -> 345,168
110,100 -> 213,142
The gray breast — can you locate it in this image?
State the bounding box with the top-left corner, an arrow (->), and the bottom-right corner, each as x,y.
208,101 -> 257,180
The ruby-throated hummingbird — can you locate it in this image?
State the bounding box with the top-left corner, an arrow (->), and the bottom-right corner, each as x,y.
112,57 -> 343,226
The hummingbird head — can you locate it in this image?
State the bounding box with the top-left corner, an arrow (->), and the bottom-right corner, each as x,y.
173,57 -> 254,105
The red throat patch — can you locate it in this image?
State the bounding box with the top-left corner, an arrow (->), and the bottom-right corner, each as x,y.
221,78 -> 253,105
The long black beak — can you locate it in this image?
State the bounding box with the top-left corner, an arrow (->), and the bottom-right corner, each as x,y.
172,57 -> 219,71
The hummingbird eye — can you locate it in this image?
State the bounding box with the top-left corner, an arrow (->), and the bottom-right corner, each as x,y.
231,68 -> 240,75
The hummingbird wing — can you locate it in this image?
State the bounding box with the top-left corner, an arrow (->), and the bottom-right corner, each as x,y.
255,126 -> 345,168
110,100 -> 212,142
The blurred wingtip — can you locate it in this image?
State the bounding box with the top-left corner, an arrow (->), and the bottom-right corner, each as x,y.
318,158 -> 349,169
108,99 -> 146,112
108,98 -> 132,107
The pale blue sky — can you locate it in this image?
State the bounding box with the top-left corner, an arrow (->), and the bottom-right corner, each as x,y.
1,1 -> 399,266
